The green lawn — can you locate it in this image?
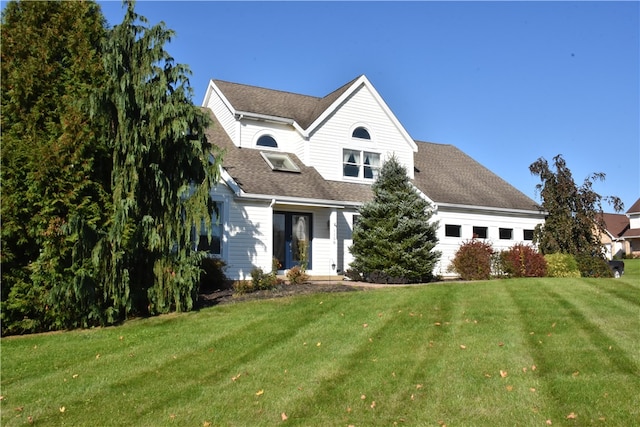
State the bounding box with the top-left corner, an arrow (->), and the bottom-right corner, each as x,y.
2,260 -> 639,426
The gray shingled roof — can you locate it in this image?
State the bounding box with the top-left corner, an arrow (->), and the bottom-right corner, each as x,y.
213,77 -> 359,129
412,141 -> 540,211
205,79 -> 540,212
204,109 -> 372,203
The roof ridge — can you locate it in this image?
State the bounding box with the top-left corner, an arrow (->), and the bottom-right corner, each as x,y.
212,78 -> 321,100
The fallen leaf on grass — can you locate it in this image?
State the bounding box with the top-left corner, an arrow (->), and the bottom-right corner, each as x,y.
500,370 -> 508,378
531,365 -> 537,371
505,385 -> 513,391
59,406 -> 66,413
256,389 -> 264,396
459,345 -> 466,350
434,322 -> 441,326
498,342 -> 504,347
546,420 -> 552,425
530,388 -> 536,392
281,412 -> 288,421
370,401 -> 376,409
361,394 -> 366,400
28,416 -> 34,424
411,394 -> 415,400
72,374 -> 79,379
572,371 -> 579,377
203,422 -> 212,427
416,384 -> 423,389
232,373 -> 241,382
363,323 -> 368,328
316,342 -> 321,347
15,406 -> 24,412
95,354 -> 100,359
551,322 -> 556,328
566,412 -> 577,419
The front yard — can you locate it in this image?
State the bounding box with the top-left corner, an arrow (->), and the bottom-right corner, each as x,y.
2,261 -> 639,426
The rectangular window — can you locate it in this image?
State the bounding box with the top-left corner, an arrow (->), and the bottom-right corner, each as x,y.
523,229 -> 534,241
472,226 -> 488,239
197,202 -> 223,255
343,149 -> 380,179
445,224 -> 461,237
499,228 -> 513,240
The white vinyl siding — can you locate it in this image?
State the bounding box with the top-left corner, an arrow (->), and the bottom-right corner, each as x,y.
432,207 -> 545,277
308,84 -> 415,182
205,86 -> 237,143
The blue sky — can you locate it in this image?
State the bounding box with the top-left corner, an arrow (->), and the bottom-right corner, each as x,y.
98,1 -> 639,211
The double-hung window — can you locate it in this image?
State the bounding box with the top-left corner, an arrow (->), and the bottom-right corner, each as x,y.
343,149 -> 380,180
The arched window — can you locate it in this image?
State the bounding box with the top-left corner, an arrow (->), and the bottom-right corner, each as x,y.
257,135 -> 278,148
352,127 -> 371,140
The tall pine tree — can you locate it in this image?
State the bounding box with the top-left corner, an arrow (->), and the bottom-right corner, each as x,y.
350,156 -> 440,283
1,1 -> 110,333
92,1 -> 222,319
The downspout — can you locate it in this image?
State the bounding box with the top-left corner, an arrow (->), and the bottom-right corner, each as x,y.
238,114 -> 244,148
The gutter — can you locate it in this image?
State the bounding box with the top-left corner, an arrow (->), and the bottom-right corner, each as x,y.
234,192 -> 362,209
235,111 -> 308,137
435,202 -> 546,216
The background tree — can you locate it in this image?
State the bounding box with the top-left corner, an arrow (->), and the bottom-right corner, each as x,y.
91,1 -> 222,320
349,156 -> 440,283
529,154 -> 623,265
1,1 -> 110,333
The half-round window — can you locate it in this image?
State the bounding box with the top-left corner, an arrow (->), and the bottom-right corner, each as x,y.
257,135 -> 278,148
352,127 -> 371,140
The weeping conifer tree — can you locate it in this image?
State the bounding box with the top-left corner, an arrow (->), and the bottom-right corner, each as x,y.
350,156 -> 440,283
93,1 -> 222,319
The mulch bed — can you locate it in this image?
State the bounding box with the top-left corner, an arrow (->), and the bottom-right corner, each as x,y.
196,282 -> 365,308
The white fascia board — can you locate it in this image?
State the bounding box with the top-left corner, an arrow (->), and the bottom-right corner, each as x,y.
235,111 -> 308,138
235,192 -> 362,209
202,80 -> 236,114
436,202 -> 546,217
306,75 -> 418,152
219,167 -> 244,197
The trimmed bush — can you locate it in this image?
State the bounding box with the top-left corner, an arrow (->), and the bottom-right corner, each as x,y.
199,257 -> 228,292
448,239 -> 494,280
500,244 -> 547,277
575,254 -> 613,278
286,266 -> 309,285
544,253 -> 581,278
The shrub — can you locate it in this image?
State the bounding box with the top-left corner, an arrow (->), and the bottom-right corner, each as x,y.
448,239 -> 494,280
286,265 -> 309,285
500,244 -> 547,277
250,267 -> 280,291
575,254 -> 613,278
232,280 -> 255,295
199,257 -> 228,292
544,253 -> 581,278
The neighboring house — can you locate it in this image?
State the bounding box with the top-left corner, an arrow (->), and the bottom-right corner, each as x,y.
600,213 -> 630,259
200,75 -> 545,280
599,198 -> 640,259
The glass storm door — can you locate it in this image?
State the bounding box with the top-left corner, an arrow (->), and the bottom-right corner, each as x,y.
273,212 -> 311,270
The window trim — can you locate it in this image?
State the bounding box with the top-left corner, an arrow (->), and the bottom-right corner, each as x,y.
523,229 -> 535,241
256,134 -> 278,148
352,126 -> 371,140
342,148 -> 381,180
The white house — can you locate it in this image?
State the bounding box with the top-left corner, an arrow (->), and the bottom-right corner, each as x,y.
200,75 -> 545,280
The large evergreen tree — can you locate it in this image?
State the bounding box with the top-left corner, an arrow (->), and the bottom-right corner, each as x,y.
529,154 -> 623,257
349,156 -> 440,283
92,1 -> 222,319
1,1 -> 110,333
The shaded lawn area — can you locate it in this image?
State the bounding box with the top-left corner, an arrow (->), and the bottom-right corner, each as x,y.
1,261 -> 639,426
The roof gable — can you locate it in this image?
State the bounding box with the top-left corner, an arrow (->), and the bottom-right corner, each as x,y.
600,213 -> 630,237
626,198 -> 640,214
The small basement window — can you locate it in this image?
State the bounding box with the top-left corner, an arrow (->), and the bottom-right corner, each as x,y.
261,152 -> 300,173
499,228 -> 513,240
445,224 -> 461,237
523,229 -> 535,241
472,226 -> 488,239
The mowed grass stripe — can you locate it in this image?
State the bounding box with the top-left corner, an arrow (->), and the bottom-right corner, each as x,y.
2,272 -> 639,426
507,279 -> 640,425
